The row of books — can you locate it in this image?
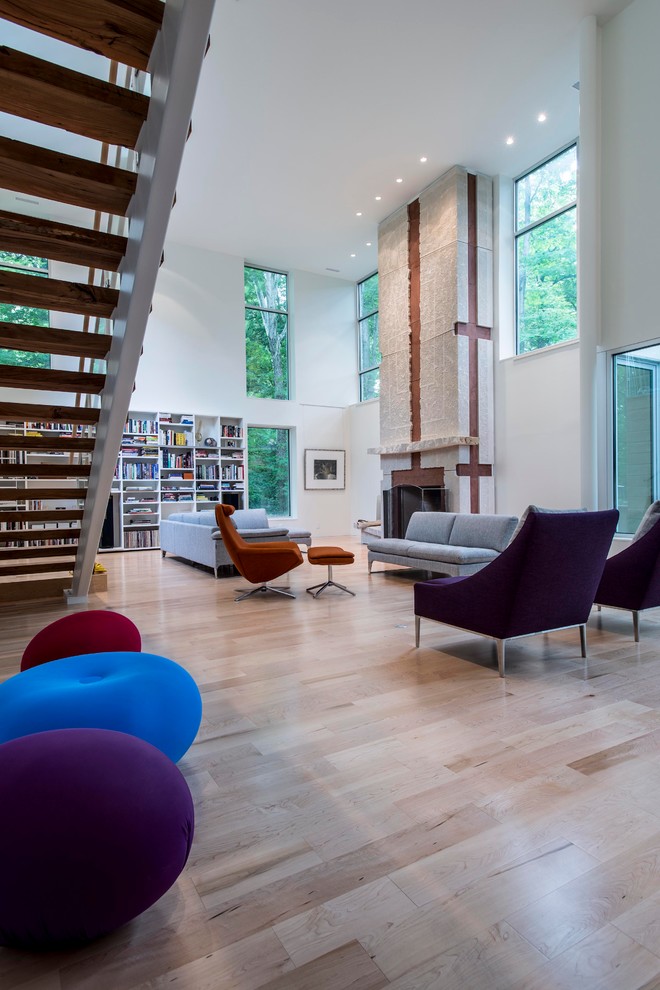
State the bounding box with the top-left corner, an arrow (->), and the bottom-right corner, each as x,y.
125,419 -> 158,434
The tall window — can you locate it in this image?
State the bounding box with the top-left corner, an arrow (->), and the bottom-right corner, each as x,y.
0,251 -> 50,368
245,266 -> 289,399
247,426 -> 291,516
613,345 -> 660,534
515,144 -> 577,354
358,271 -> 380,400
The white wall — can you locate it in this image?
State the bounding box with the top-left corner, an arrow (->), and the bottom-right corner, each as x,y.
495,343 -> 582,516
348,398 -> 382,527
492,0 -> 660,520
132,241 -> 359,536
601,0 -> 660,353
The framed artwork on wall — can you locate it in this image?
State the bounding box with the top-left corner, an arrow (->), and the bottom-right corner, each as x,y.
304,449 -> 345,490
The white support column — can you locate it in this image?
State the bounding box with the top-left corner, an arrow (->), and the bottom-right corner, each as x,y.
578,15 -> 601,510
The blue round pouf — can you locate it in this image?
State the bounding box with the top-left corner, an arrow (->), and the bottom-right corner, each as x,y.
0,728 -> 194,949
0,651 -> 202,762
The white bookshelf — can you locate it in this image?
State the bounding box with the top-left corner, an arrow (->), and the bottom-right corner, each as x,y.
111,410 -> 245,550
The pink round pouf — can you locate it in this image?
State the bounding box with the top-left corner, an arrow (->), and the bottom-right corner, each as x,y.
21,610 -> 141,671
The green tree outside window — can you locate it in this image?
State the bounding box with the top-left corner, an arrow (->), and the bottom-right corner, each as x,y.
515,145 -> 577,354
247,426 -> 290,515
245,266 -> 289,399
358,271 -> 379,400
0,251 -> 50,368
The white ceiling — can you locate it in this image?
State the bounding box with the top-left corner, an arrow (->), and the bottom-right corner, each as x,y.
166,0 -> 633,282
0,0 -> 633,284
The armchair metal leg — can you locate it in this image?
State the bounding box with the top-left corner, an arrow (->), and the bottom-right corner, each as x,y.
633,611 -> 640,643
235,584 -> 296,602
415,616 -> 420,647
496,639 -> 506,677
579,623 -> 587,657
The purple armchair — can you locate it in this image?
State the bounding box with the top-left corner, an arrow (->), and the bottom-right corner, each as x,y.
414,508 -> 619,676
594,501 -> 660,641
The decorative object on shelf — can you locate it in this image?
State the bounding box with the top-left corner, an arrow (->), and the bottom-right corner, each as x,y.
304,448 -> 345,490
204,437 -> 217,447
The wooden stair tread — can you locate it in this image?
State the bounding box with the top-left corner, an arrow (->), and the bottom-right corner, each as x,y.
0,560 -> 76,575
0,269 -> 118,318
0,464 -> 91,478
0,211 -> 127,272
0,46 -> 150,149
0,488 -> 88,501
0,136 -> 137,216
0,0 -> 164,73
0,509 -> 83,522
0,400 -> 101,423
0,545 -> 77,560
0,435 -> 95,452
0,366 -> 105,395
0,527 -> 81,542
0,326 -> 111,360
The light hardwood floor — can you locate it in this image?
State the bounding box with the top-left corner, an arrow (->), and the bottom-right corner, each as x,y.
2,538 -> 660,989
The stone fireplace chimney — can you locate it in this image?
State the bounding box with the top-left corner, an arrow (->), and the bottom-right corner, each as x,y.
370,166 -> 494,514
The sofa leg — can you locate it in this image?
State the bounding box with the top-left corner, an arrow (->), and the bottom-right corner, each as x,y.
415,616 -> 420,647
161,550 -> 166,558
496,639 -> 506,677
368,560 -> 373,574
633,611 -> 640,643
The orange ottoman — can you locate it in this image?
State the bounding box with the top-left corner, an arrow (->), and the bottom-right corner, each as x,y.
306,546 -> 356,598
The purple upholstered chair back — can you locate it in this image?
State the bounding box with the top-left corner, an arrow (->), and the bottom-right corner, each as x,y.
414,509 -> 619,642
595,514 -> 660,612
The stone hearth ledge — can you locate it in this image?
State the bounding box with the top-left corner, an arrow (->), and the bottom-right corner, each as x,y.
368,436 -> 478,455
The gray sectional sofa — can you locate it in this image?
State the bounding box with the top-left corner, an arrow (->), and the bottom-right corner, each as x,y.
366,510 -> 518,578
161,508 -> 311,577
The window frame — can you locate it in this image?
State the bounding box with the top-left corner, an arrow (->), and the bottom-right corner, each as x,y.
357,270 -> 379,401
514,141 -> 578,355
244,264 -> 290,400
612,346 -> 660,535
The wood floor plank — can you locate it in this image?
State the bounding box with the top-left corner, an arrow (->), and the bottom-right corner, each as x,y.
2,543 -> 660,989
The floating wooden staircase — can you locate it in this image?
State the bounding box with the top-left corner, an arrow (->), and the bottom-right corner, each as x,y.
0,0 -> 215,603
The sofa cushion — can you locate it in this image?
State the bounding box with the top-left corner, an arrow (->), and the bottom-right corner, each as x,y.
230,508 -> 269,531
368,538 -> 419,555
450,513 -> 518,552
633,500 -> 660,542
405,512 -> 456,544
212,527 -> 288,541
166,511 -> 216,527
508,505 -> 585,544
407,543 -> 500,564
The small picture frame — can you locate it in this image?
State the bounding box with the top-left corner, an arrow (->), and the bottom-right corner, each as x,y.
304,449 -> 345,490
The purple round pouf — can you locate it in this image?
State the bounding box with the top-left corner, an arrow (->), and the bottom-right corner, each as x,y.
0,728 -> 195,950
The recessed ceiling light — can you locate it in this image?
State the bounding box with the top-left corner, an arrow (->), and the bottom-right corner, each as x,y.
350,253 -> 356,258
419,156 -> 428,163
356,211 -> 362,216
505,136 -> 515,145
537,112 -> 547,123
366,242 -> 372,247
375,195 -> 382,201
395,177 -> 403,183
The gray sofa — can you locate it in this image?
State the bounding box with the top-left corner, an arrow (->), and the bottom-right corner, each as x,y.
366,511 -> 518,578
161,508 -> 311,577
